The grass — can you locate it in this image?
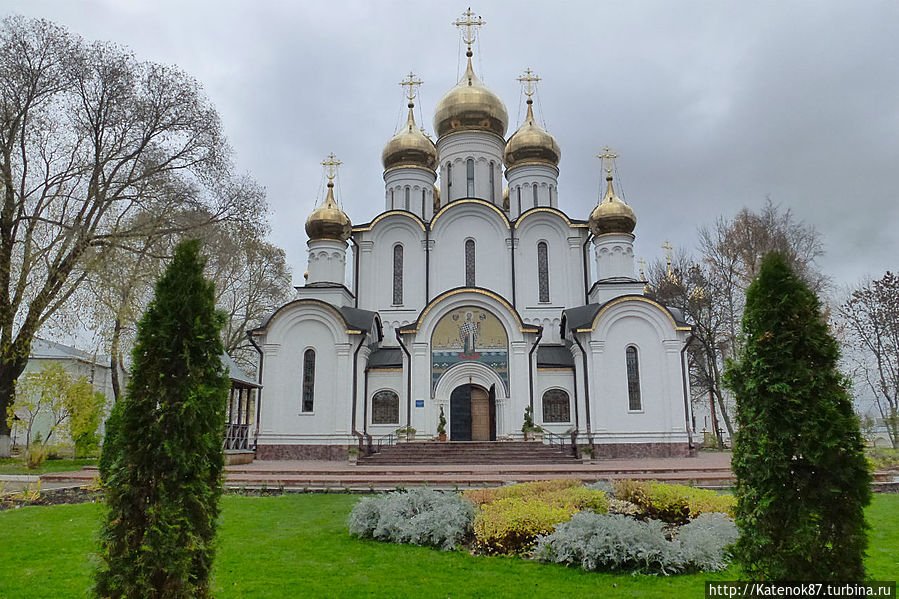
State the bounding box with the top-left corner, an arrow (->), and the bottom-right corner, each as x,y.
0,494 -> 896,598
0,457 -> 97,475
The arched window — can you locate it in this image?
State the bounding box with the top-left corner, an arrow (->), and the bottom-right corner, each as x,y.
517,187 -> 522,215
465,239 -> 476,286
537,242 -> 550,302
372,390 -> 400,424
542,389 -> 570,423
421,188 -> 426,216
447,163 -> 452,200
393,244 -> 403,305
466,158 -> 475,197
533,184 -> 539,208
403,187 -> 410,211
626,346 -> 642,411
302,349 -> 315,412
489,161 -> 495,203
390,189 -> 395,210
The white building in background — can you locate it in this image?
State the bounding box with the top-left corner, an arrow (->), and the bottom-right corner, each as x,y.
250,13 -> 694,460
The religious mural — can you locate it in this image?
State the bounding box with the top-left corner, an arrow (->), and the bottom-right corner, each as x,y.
431,307 -> 509,391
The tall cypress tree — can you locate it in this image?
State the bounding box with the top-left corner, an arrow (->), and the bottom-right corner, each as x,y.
724,253 -> 870,580
96,240 -> 229,598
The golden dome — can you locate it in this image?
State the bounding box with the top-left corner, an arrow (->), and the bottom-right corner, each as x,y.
589,176 -> 636,236
305,180 -> 351,241
433,182 -> 441,211
433,56 -> 508,139
382,104 -> 437,171
503,99 -> 560,169
502,186 -> 510,211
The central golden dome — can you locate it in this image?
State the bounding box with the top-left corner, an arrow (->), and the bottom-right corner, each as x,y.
382,103 -> 437,171
433,57 -> 508,138
504,98 -> 560,169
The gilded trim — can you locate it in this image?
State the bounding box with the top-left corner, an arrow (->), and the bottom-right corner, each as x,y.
575,296 -> 692,333
514,206 -> 585,230
504,160 -> 560,173
401,287 -> 539,334
352,210 -> 427,233
249,298 -> 369,335
430,198 -> 511,229
367,367 -> 403,372
382,164 -> 436,177
537,366 -> 575,371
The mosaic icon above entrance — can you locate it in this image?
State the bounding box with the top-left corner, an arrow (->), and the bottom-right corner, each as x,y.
431,306 -> 508,391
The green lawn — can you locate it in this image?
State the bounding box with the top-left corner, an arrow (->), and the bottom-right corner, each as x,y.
0,457 -> 97,475
1,493 -> 896,599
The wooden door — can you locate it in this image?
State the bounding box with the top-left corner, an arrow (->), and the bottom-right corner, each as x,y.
470,386 -> 490,441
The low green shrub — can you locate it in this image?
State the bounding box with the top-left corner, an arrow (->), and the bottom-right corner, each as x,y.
612,480 -> 735,524
463,479 -> 580,505
867,447 -> 899,471
533,511 -> 737,574
473,497 -> 574,555
25,446 -> 46,470
542,486 -> 609,513
348,489 -> 475,550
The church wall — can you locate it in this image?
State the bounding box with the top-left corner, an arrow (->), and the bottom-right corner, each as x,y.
363,370 -> 405,436
534,369 -> 576,434
437,131 -> 505,205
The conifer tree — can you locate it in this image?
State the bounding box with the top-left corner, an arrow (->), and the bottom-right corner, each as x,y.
96,240 -> 230,599
724,253 -> 870,580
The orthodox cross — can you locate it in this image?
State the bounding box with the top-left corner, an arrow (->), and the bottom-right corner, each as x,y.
638,258 -> 646,281
517,68 -> 540,98
400,72 -> 422,103
322,153 -> 341,182
662,241 -> 674,275
454,8 -> 485,53
597,146 -> 618,176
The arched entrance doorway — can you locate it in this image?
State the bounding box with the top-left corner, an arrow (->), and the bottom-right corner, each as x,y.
450,383 -> 496,441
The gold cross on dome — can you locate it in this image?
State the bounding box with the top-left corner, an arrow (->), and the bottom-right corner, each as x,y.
400,72 -> 423,102
638,258 -> 646,280
517,68 -> 541,98
322,153 -> 341,182
454,8 -> 485,51
597,146 -> 618,175
662,241 -> 674,274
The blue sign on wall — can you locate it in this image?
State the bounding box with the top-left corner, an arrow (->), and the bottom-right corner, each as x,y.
415,399 -> 425,408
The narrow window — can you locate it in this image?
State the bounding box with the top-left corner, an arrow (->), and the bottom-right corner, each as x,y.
533,184 -> 538,208
421,188 -> 426,216
393,244 -> 403,305
447,163 -> 452,200
626,346 -> 642,411
489,161 -> 495,203
466,158 -> 475,197
517,187 -> 522,214
302,349 -> 315,412
404,187 -> 410,211
390,189 -> 395,210
537,242 -> 550,302
465,239 -> 476,286
542,389 -> 571,423
372,390 -> 400,424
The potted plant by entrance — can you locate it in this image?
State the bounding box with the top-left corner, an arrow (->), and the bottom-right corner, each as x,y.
396,426 -> 416,442
578,443 -> 594,463
436,406 -> 447,442
522,406 -> 544,441
347,446 -> 360,465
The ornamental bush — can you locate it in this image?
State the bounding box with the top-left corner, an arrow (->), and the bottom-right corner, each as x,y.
533,511 -> 737,574
724,253 -> 871,580
612,480 -> 735,524
463,479 -> 580,505
347,488 -> 475,550
473,497 -> 575,555
95,240 -> 230,599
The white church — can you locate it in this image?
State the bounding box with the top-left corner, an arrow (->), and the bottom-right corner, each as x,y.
249,12 -> 694,461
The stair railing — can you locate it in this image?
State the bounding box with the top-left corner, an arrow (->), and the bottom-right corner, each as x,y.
542,429 -> 577,458
373,433 -> 396,455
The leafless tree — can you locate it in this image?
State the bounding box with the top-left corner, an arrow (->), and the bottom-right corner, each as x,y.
0,16 -> 252,456
838,272 -> 899,448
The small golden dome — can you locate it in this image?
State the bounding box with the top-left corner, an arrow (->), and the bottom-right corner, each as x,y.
382,104 -> 437,171
433,57 -> 508,139
503,99 -> 560,169
589,176 -> 636,236
305,181 -> 351,241
502,186 -> 510,211
433,182 -> 441,211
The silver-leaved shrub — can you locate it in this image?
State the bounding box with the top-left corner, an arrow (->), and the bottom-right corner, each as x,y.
533,511 -> 737,574
348,489 -> 475,550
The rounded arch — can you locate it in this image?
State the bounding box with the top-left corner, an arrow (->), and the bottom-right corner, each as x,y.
434,360 -> 509,399
352,209 -> 427,233
590,297 -> 688,339
431,197 -> 511,230
514,205 -> 585,230
400,287 -> 539,336
371,388 -> 400,424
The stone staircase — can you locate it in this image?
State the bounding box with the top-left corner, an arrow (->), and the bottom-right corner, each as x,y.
360,441 -> 578,465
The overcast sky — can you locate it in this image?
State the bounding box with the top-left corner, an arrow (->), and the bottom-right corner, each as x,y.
5,0 -> 898,291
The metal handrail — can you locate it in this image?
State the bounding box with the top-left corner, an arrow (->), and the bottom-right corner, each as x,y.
542,429 -> 578,458
373,433 -> 396,454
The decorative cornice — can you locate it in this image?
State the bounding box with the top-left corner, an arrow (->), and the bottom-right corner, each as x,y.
399,286 -> 539,334
352,210 -> 427,233
430,198 -> 511,229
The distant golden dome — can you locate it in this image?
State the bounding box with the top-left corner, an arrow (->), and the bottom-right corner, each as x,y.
305,181 -> 351,241
589,176 -> 636,236
433,182 -> 441,211
502,186 -> 510,211
382,104 -> 437,171
433,57 -> 508,139
503,99 -> 560,169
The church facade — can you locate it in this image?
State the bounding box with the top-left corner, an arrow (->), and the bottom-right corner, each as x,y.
250,15 -> 694,460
